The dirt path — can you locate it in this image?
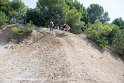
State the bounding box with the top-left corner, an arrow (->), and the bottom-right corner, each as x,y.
0,28 -> 124,83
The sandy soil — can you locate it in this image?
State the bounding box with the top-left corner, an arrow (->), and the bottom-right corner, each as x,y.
0,28 -> 124,83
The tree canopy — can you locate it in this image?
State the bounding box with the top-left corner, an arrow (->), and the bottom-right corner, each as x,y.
87,4 -> 110,23
112,17 -> 124,29
37,0 -> 69,22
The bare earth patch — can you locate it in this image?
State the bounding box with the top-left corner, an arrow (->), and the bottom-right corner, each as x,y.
0,28 -> 124,83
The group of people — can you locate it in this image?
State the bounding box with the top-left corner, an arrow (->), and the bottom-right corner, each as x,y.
49,21 -> 70,32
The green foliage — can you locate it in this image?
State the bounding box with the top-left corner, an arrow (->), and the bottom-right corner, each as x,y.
29,0 -> 87,29
26,20 -> 35,29
0,11 -> 8,27
85,19 -> 114,47
12,27 -> 22,38
0,0 -> 27,24
0,0 -> 10,15
9,10 -> 19,24
72,0 -> 84,13
26,8 -> 45,26
37,0 -> 69,26
0,0 -> 9,4
107,25 -> 119,44
64,9 -> 84,34
112,17 -> 124,29
112,29 -> 124,55
64,9 -> 81,25
11,26 -> 33,39
65,0 -> 73,8
9,0 -> 26,24
10,0 -> 25,11
87,4 -> 110,23
9,10 -> 19,17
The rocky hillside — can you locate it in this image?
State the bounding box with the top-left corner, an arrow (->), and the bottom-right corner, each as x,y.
0,28 -> 124,83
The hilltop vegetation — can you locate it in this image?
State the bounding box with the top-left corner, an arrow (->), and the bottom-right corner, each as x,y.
0,0 -> 124,56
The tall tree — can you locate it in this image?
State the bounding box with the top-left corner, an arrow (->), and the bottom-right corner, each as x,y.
64,9 -> 85,34
65,0 -> 73,9
112,29 -> 124,55
87,4 -> 110,23
9,0 -> 27,23
0,0 -> 10,15
72,0 -> 87,22
37,0 -> 69,26
26,8 -> 45,26
112,17 -> 124,29
0,11 -> 8,27
10,0 -> 25,11
65,0 -> 87,24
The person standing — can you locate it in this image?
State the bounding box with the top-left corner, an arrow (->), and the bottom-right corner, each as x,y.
62,24 -> 66,31
50,21 -> 54,31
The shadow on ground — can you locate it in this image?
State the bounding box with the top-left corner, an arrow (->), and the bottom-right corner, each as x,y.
0,27 -> 12,46
31,31 -> 50,44
56,32 -> 68,38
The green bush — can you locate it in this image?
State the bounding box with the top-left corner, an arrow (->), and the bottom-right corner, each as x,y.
97,37 -> 108,47
70,22 -> 84,34
0,11 -> 8,27
85,19 -> 114,47
64,9 -> 85,34
11,26 -> 32,39
12,27 -> 22,38
112,29 -> 124,55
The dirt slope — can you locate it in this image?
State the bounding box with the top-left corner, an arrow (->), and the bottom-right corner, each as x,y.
0,28 -> 124,83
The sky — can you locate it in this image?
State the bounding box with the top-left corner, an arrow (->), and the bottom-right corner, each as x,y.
22,0 -> 124,22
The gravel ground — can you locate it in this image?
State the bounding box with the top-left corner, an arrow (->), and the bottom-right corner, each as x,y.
0,28 -> 124,83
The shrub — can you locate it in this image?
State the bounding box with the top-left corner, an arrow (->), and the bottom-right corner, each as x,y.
85,19 -> 114,47
0,11 -> 8,27
70,22 -> 84,34
112,29 -> 124,55
11,27 -> 22,38
107,25 -> 119,44
64,9 -> 85,34
11,26 -> 32,40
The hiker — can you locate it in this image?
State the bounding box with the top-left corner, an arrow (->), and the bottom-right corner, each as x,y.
50,21 -> 54,31
62,24 -> 70,32
62,24 -> 66,31
65,24 -> 70,32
